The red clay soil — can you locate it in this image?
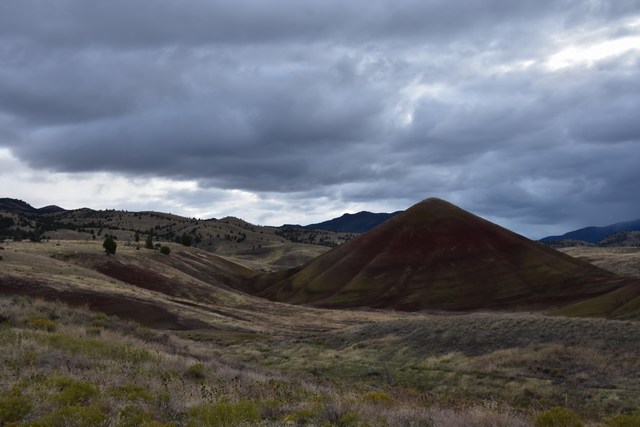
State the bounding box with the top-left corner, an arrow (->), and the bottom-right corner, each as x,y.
255,198 -> 632,311
94,261 -> 177,296
0,276 -> 208,329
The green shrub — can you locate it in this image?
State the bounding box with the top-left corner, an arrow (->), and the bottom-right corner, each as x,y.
26,317 -> 58,332
0,390 -> 32,423
31,404 -> 107,427
185,363 -> 208,380
338,411 -> 361,426
85,326 -> 101,336
116,405 -> 162,427
109,384 -> 154,402
160,246 -> 171,255
141,421 -> 177,427
606,414 -> 640,427
363,391 -> 393,406
188,400 -> 260,426
103,236 -> 117,255
49,377 -> 99,405
281,407 -> 317,424
92,312 -> 109,327
535,407 -> 583,427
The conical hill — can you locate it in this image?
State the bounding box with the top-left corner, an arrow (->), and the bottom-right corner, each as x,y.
253,198 -> 629,311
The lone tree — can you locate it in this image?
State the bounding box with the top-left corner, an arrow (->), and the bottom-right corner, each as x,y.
103,236 -> 117,255
180,233 -> 192,247
145,235 -> 154,249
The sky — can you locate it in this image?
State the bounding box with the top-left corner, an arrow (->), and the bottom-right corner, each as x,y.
0,1 -> 639,239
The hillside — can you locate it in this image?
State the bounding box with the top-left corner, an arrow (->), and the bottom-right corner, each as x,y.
0,199 -> 349,270
553,246 -> 640,320
253,198 -> 632,312
0,240 -> 386,334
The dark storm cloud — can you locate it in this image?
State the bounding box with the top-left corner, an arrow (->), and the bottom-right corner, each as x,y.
1,0 -> 640,237
0,1 -> 583,47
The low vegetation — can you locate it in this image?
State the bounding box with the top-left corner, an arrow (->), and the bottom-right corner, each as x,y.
0,296 -> 541,426
0,222 -> 638,425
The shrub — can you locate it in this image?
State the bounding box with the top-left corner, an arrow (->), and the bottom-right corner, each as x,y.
50,377 -> 99,405
85,326 -> 101,336
26,317 -> 58,332
181,233 -> 192,247
606,413 -> 640,427
338,411 -> 361,426
117,405 -> 157,427
188,400 -> 260,427
160,246 -> 171,255
31,404 -> 107,427
281,407 -> 318,425
109,384 -> 154,402
185,363 -> 208,380
535,407 -> 583,427
103,236 -> 117,255
363,391 -> 393,406
91,312 -> 109,327
0,390 -> 32,424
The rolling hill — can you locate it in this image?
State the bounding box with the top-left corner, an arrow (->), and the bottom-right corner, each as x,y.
0,198 -> 65,214
253,198 -> 633,312
0,198 -> 345,270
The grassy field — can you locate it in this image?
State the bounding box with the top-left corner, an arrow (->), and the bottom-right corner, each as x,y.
559,247 -> 640,278
1,240 -> 639,425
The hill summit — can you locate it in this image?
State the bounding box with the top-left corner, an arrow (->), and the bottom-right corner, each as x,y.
253,198 -> 628,311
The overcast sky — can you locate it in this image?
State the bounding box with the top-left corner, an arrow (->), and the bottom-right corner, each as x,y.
1,1 -> 639,239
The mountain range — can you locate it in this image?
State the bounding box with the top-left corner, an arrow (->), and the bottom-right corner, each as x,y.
296,210 -> 402,233
541,217 -> 640,246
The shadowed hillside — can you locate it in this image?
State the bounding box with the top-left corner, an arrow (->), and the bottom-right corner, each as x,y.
301,210 -> 402,233
253,198 -> 632,311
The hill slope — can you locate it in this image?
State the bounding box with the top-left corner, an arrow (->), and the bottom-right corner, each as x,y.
253,198 -> 630,311
0,200 -> 340,269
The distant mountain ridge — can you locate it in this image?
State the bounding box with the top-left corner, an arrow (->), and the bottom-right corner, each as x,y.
301,210 -> 402,233
0,198 -> 65,214
541,217 -> 640,245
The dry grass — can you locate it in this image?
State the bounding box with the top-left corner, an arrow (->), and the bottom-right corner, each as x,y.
0,297 -> 541,426
559,247 -> 640,278
222,311 -> 640,419
1,240 -> 640,425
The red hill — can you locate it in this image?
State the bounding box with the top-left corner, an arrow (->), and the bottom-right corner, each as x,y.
252,198 -> 630,311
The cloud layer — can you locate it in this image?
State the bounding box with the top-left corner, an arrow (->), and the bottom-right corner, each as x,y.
1,1 -> 639,237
